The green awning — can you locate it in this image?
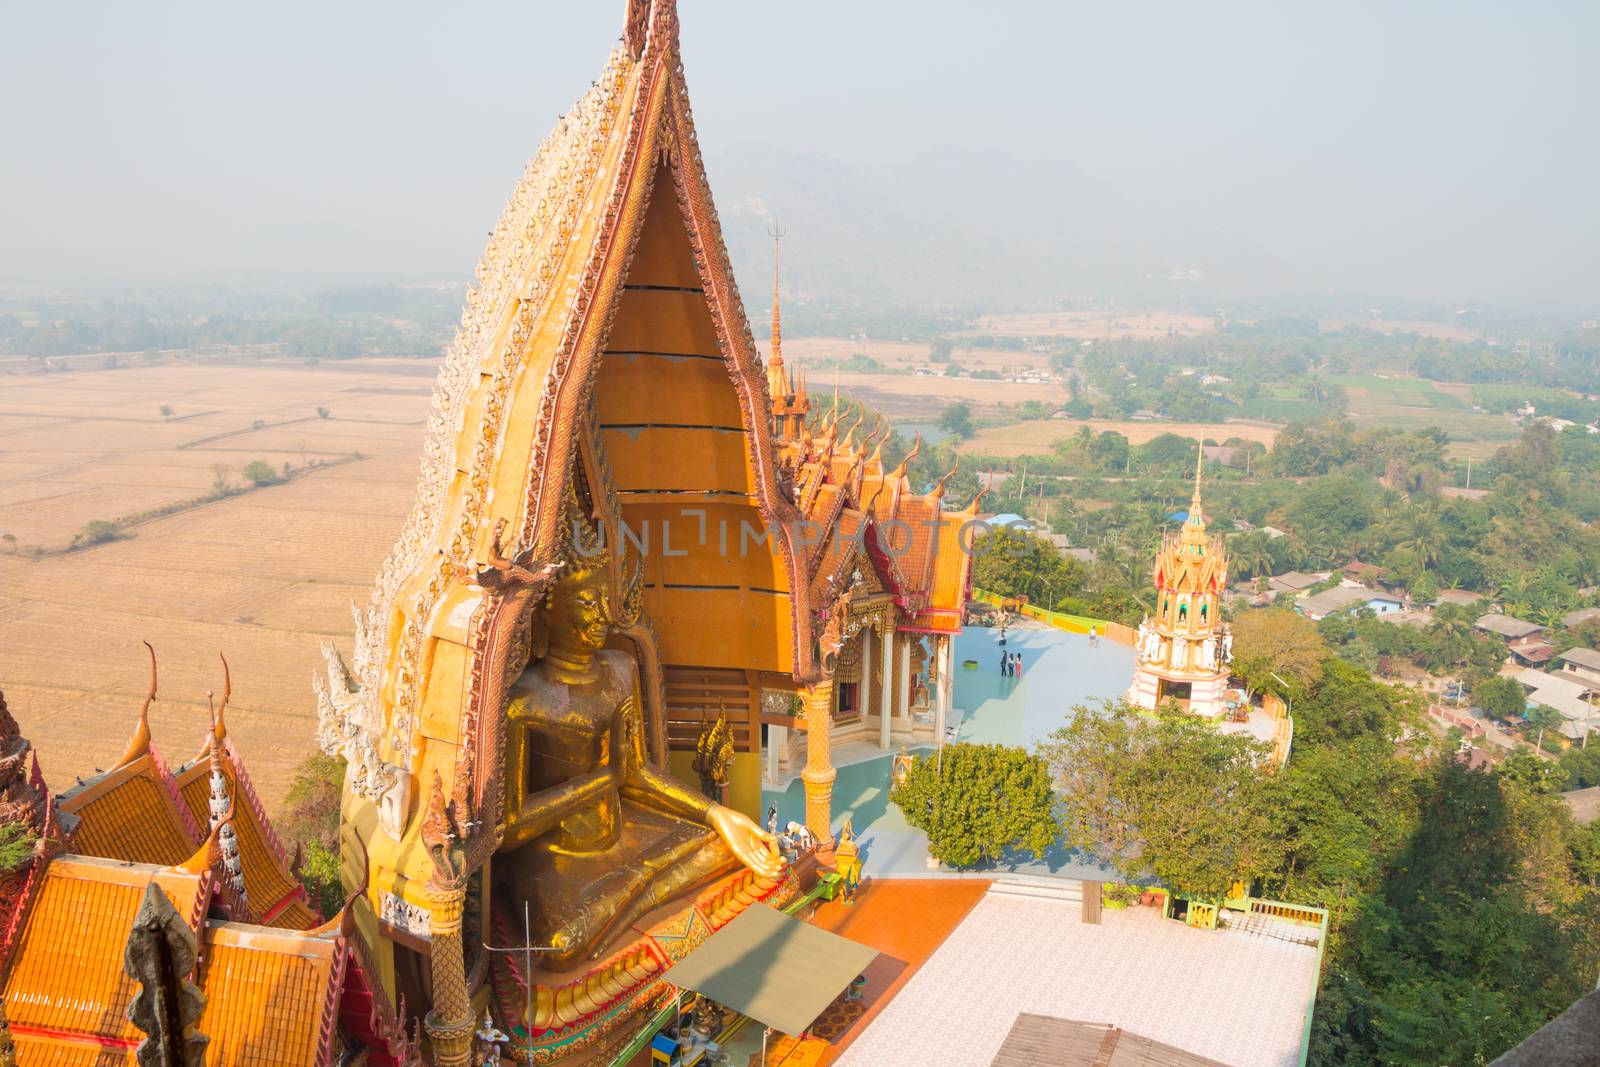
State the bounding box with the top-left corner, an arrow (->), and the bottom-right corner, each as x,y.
664,902 -> 879,1037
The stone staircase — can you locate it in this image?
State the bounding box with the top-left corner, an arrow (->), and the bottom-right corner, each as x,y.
986,876 -> 1084,904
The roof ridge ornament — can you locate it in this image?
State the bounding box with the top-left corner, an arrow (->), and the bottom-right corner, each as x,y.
114,642 -> 158,770
207,657 -> 248,916
623,0 -> 677,60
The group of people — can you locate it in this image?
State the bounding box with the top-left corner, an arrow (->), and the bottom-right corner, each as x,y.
999,650 -> 1024,679
767,805 -> 816,862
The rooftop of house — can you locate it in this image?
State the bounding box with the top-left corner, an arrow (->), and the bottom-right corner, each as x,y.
1269,570 -> 1324,592
1557,647 -> 1600,672
1298,584 -> 1384,618
1562,607 -> 1600,629
1475,613 -> 1545,639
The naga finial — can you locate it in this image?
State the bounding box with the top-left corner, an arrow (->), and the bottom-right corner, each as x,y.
114,642 -> 158,770
891,432 -> 922,481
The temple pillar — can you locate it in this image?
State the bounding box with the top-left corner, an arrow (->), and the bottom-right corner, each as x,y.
862,622 -> 874,720
423,889 -> 476,1067
766,722 -> 787,785
898,636 -> 912,721
878,626 -> 894,750
934,635 -> 952,742
802,681 -> 836,846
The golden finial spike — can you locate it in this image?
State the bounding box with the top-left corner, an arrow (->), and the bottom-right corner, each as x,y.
892,432 -> 922,480
115,642 -> 157,769
1189,441 -> 1205,525
213,654 -> 231,742
769,223 -> 785,364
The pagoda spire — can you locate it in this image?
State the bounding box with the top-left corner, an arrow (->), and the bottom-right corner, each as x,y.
1187,441 -> 1205,528
770,224 -> 784,366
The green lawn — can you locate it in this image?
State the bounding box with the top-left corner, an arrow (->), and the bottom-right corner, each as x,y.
1328,373 -> 1466,410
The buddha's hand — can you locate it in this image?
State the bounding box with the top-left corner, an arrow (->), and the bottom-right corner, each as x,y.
708,804 -> 785,880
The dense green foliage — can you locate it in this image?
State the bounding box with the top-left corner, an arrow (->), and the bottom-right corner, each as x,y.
0,821 -> 38,873
281,753 -> 347,916
1032,638 -> 1600,1063
1229,608 -> 1329,696
1042,704 -> 1282,900
0,284 -> 460,359
889,743 -> 1058,869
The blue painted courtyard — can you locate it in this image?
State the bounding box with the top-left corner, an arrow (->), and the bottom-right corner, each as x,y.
761,624 -> 1138,880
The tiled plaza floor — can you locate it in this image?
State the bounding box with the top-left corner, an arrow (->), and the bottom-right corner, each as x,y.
810,879 -> 993,1064
834,887 -> 1317,1067
762,625 -> 1134,880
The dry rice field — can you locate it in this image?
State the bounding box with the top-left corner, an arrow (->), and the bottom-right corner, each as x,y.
0,360 -> 433,809
961,418 -> 1282,457
967,310 -> 1214,340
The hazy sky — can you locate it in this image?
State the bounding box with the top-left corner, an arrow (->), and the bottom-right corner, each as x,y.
1,1 -> 1594,305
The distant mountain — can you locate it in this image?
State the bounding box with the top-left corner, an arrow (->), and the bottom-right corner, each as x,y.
707,143 -> 1302,313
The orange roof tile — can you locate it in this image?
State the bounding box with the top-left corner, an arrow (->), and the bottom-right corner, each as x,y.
56,750 -> 202,867
174,742 -> 314,929
196,921 -> 343,1066
4,855 -> 208,1057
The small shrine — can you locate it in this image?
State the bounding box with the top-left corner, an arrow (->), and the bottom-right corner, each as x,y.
1128,449 -> 1234,718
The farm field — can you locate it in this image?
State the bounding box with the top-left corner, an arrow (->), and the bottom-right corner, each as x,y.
960,418 -> 1282,457
0,359 -> 434,809
966,310 -> 1214,340
1328,372 -> 1521,457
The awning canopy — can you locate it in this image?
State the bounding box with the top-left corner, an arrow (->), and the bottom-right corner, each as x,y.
665,903 -> 879,1037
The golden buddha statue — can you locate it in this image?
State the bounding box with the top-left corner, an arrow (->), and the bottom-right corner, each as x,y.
499,552 -> 781,966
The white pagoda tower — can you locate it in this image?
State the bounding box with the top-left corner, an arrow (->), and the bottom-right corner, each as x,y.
1127,448 -> 1233,718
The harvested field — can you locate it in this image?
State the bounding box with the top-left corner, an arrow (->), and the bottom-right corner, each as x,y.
1319,315 -> 1482,342
0,359 -> 434,809
966,310 -> 1213,340
960,419 -> 1281,457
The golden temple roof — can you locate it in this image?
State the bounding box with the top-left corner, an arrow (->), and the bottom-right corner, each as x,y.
196,921 -> 344,1065
4,854 -> 210,1059
56,749 -> 201,868
175,738 -> 317,930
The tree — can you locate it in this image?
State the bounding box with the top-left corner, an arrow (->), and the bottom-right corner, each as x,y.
241,460 -> 279,487
1,533 -> 15,555
971,526 -> 1085,608
280,752 -> 346,915
1230,608 -> 1329,696
1475,675 -> 1527,720
1041,703 -> 1284,900
158,404 -> 173,419
77,519 -> 121,546
316,406 -> 331,418
938,402 -> 973,441
209,464 -> 231,495
889,743 -> 1058,869
1525,703 -> 1563,752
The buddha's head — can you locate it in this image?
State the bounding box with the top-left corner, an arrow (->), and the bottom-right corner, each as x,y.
543,562 -> 611,660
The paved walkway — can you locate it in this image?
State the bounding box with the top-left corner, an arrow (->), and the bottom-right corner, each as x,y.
835,888 -> 1316,1067
760,625 -> 1134,881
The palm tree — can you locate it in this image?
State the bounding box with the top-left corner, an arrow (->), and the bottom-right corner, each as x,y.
1399,506 -> 1443,572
